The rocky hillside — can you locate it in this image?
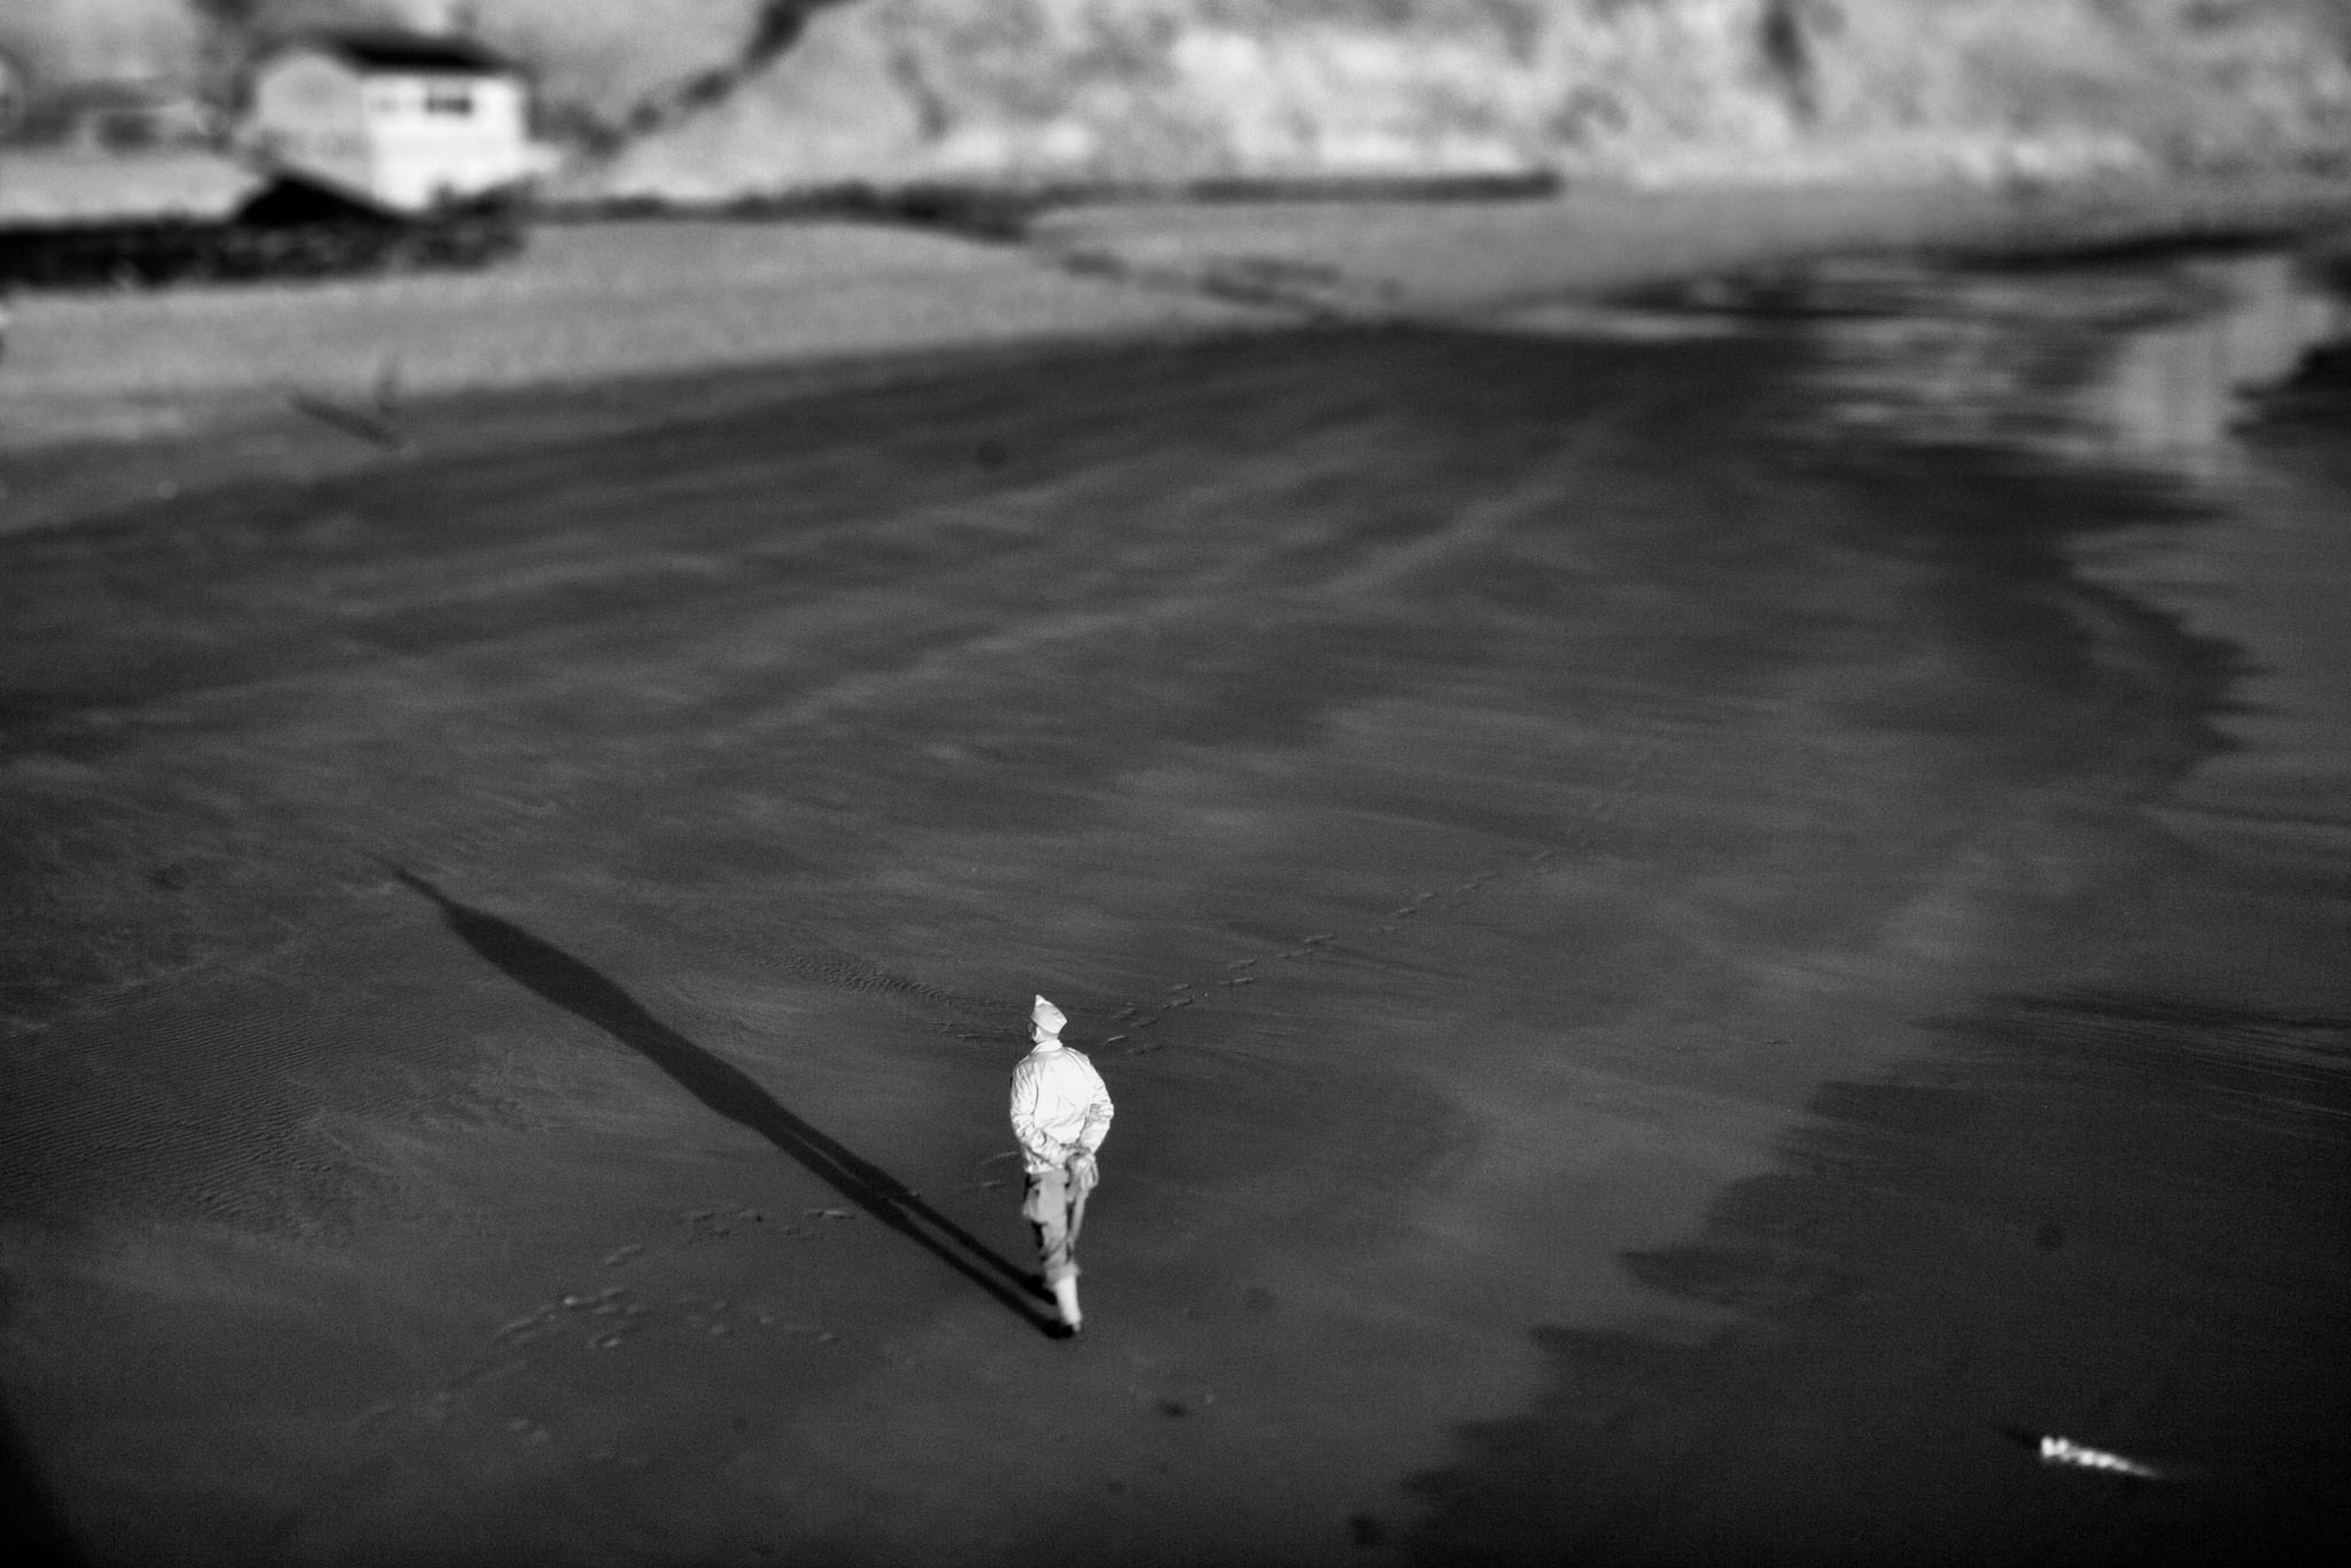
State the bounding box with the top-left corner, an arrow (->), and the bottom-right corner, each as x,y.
577,1 -> 2351,196
9,2 -> 2350,195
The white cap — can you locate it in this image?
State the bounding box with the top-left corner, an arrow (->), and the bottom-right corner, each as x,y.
1032,994 -> 1067,1035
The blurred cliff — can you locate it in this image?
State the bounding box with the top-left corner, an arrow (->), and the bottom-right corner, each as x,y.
5,2 -> 2349,200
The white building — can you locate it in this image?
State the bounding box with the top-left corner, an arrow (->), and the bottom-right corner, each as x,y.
244,30 -> 539,213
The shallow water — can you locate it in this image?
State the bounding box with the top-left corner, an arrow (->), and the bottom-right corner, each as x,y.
1806,245 -> 2351,862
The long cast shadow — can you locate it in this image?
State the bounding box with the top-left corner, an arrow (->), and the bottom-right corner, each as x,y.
1,1403 -> 85,1568
386,866 -> 1061,1338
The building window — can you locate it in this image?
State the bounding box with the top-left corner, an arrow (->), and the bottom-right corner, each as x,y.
423,84 -> 474,117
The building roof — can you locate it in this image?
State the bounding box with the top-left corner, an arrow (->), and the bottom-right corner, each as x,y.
282,29 -> 520,77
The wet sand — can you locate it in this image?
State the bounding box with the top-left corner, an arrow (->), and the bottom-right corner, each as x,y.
1416,253 -> 2351,1563
2,235 -> 2348,1565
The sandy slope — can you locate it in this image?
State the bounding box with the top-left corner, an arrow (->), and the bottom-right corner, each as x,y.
5,165 -> 2348,523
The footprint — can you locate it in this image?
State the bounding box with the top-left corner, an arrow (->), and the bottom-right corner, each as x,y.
560,1286 -> 624,1310
494,1312 -> 551,1346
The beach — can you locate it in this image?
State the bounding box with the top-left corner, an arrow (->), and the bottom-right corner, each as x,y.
2,188 -> 2348,1565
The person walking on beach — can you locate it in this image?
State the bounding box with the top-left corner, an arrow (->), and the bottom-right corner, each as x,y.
1010,994 -> 1114,1335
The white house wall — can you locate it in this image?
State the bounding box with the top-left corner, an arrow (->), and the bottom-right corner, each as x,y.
248,51 -> 373,200
361,73 -> 533,209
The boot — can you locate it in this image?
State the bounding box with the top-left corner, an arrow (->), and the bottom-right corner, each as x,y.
1051,1275 -> 1083,1335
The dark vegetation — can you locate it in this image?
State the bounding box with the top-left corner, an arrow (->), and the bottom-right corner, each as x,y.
0,178 -> 524,292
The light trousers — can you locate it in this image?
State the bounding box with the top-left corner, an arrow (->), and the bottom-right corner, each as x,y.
1021,1163 -> 1092,1284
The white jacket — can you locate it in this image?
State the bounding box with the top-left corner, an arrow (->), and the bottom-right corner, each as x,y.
1009,1040 -> 1114,1175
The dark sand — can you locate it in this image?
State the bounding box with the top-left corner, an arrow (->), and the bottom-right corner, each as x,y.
2,233 -> 2348,1566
